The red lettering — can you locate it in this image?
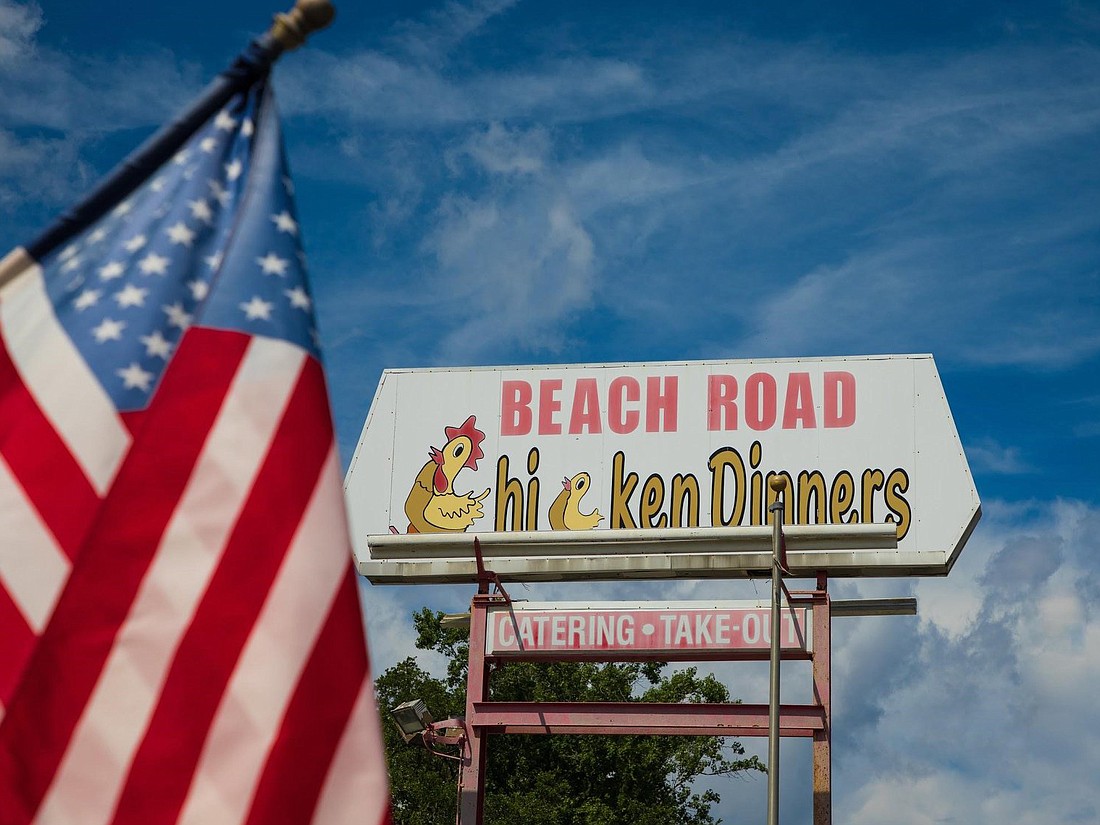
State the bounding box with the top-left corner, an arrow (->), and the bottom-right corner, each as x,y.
824,371 -> 856,428
646,376 -> 678,432
501,380 -> 532,435
539,379 -> 563,435
707,374 -> 738,431
745,373 -> 776,430
609,376 -> 640,434
569,378 -> 602,434
782,372 -> 817,429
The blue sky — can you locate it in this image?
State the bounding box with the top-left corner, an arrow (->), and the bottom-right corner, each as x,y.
2,1 -> 1099,822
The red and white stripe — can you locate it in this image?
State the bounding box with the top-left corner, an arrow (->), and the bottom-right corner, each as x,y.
0,250 -> 132,713
0,326 -> 390,824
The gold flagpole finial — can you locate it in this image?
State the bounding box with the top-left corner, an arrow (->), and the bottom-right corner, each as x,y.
270,0 -> 336,51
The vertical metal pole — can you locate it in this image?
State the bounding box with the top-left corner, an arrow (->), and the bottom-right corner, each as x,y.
766,476 -> 786,825
458,588 -> 491,825
812,574 -> 832,825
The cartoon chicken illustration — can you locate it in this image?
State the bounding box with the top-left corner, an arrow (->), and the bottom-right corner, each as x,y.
403,415 -> 491,533
548,471 -> 604,530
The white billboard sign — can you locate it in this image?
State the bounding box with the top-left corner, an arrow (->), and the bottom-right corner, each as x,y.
345,354 -> 980,579
485,601 -> 812,657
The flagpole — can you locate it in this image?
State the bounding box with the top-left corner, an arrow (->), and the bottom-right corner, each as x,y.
766,475 -> 786,825
19,0 -> 335,265
270,0 -> 336,50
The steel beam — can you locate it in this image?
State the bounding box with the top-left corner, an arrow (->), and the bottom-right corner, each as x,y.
467,701 -> 825,737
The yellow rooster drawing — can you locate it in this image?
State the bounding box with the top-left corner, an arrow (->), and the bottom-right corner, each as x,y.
548,471 -> 603,530
403,415 -> 490,533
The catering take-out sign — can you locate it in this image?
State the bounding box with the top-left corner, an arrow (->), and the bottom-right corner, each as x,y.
344,354 -> 980,572
484,601 -> 812,658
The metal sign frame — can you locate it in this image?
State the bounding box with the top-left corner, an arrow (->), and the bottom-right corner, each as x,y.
356,522 -> 914,582
450,573 -> 834,825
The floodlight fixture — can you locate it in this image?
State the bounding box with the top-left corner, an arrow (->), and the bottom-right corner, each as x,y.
390,698 -> 432,743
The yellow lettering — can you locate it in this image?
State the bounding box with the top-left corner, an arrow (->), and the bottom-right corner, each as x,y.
830,471 -> 857,524
611,451 -> 639,529
708,447 -> 746,527
641,474 -> 667,528
860,468 -> 885,525
670,474 -> 700,527
884,468 -> 912,540
797,470 -> 827,525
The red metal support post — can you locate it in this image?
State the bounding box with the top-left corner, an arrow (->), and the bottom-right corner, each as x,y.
812,573 -> 832,825
457,582 -> 492,825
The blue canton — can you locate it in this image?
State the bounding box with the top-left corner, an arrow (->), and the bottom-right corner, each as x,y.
37,82 -> 319,414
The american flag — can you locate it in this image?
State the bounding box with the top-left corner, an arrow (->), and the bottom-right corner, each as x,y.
0,48 -> 389,825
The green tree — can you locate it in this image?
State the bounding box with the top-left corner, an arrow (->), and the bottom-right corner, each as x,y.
375,608 -> 765,825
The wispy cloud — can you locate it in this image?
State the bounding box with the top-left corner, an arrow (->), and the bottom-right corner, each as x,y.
965,437 -> 1033,475
279,17 -> 1100,372
0,2 -> 202,228
389,0 -> 519,66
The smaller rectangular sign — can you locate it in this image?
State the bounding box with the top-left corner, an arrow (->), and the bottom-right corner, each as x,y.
485,601 -> 811,657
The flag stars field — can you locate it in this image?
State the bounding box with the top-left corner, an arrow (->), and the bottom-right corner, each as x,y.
240,296 -> 274,320
163,303 -> 192,330
99,261 -> 124,280
271,210 -> 297,235
209,180 -> 231,207
257,252 -> 289,275
285,286 -> 310,310
116,362 -> 154,391
188,279 -> 209,301
92,318 -> 125,343
123,234 -> 146,253
213,108 -> 237,131
140,330 -> 172,359
114,285 -> 148,308
188,199 -> 214,224
75,289 -> 101,311
138,252 -> 170,276
11,83 -> 318,423
166,222 -> 196,247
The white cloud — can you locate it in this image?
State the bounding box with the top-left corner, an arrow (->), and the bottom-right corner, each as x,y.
0,0 -> 42,65
426,187 -> 596,360
360,581 -> 452,680
835,499 -> 1100,824
452,122 -> 551,176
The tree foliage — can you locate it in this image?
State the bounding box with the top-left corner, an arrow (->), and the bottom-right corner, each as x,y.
375,608 -> 764,825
